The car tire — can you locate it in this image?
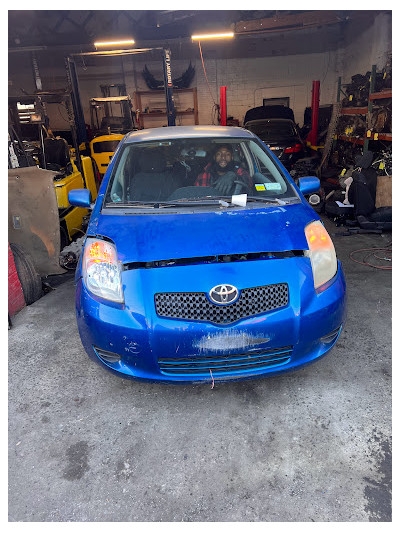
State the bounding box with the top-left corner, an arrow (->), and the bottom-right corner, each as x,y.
10,243 -> 42,305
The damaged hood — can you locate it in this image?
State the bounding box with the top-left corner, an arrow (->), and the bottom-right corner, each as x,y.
92,203 -> 317,264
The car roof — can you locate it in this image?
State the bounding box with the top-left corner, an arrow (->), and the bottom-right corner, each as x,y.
123,125 -> 256,144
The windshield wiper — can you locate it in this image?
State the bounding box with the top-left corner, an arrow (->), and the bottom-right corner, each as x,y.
189,195 -> 292,206
105,196 -> 295,209
105,201 -> 160,208
246,196 -> 288,205
105,199 -> 228,209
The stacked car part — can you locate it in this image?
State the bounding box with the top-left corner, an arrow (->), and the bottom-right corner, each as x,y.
341,64 -> 392,108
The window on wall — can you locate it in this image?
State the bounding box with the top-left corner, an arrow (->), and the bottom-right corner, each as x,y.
263,97 -> 290,107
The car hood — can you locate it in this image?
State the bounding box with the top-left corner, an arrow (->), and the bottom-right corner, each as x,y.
93,203 -> 317,264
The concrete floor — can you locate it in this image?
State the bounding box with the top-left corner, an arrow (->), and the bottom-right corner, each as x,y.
8,217 -> 391,522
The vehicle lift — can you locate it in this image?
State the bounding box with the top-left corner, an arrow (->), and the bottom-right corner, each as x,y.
66,47 -> 177,146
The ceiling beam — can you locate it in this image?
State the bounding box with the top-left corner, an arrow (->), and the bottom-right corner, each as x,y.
235,11 -> 346,34
53,11 -> 70,32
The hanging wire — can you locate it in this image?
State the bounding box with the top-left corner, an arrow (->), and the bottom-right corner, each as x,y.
198,41 -> 216,106
198,41 -> 219,122
321,50 -> 331,85
71,228 -> 86,235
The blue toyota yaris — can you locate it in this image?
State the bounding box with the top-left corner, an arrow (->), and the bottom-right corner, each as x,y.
69,126 -> 346,384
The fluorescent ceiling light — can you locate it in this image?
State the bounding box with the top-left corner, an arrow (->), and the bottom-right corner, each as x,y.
191,32 -> 234,40
94,39 -> 135,46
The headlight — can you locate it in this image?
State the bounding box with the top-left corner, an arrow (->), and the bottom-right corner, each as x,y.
304,221 -> 337,290
82,238 -> 124,303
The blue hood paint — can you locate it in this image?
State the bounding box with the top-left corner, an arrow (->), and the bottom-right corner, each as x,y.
92,203 -> 319,263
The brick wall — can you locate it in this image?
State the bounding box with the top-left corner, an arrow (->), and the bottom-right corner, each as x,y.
8,244 -> 25,316
342,12 -> 391,83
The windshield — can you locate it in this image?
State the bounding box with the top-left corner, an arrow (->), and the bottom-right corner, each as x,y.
245,120 -> 297,141
104,137 -> 298,205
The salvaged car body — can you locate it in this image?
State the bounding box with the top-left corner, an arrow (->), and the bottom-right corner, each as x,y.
244,118 -> 306,170
8,166 -> 65,276
69,126 -> 346,384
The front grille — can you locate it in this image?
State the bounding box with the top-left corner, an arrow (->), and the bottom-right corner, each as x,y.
155,283 -> 289,324
158,346 -> 293,376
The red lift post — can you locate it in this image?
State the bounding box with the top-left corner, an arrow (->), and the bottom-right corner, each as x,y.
220,86 -> 227,126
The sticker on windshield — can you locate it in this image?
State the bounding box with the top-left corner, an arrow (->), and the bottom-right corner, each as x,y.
255,184 -> 266,191
264,183 -> 282,190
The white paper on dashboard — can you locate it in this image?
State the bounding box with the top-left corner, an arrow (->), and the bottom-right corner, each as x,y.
231,194 -> 247,206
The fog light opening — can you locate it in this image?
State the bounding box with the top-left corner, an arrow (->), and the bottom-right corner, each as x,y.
320,326 -> 342,344
93,346 -> 121,363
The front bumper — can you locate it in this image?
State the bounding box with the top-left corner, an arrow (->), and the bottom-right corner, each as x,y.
75,258 -> 346,383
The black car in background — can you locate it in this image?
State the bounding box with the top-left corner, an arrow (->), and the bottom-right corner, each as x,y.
244,118 -> 306,169
244,106 -> 306,170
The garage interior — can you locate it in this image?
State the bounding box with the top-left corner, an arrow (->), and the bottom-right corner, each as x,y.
8,10 -> 391,522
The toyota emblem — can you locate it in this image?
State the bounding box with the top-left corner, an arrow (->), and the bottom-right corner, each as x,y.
209,284 -> 239,305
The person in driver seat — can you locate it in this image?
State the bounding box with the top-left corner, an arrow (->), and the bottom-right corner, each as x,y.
194,144 -> 251,195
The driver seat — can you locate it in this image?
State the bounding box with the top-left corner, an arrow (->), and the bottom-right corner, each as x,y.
127,150 -> 178,201
43,137 -> 72,175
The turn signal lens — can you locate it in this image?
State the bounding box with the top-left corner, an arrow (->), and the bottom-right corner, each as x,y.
305,221 -> 337,290
82,238 -> 124,303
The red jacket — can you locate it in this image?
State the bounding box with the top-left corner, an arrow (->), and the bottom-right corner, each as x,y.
195,163 -> 252,188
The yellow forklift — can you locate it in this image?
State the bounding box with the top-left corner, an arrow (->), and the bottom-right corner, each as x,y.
9,91 -> 98,247
86,84 -> 136,177
87,130 -> 124,178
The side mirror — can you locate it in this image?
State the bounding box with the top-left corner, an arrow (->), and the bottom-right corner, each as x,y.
298,176 -> 320,196
68,189 -> 92,208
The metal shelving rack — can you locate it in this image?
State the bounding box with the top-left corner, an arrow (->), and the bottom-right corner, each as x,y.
135,88 -> 199,129
336,65 -> 392,149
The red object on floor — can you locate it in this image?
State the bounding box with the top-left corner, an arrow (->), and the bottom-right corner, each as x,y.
8,243 -> 25,316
